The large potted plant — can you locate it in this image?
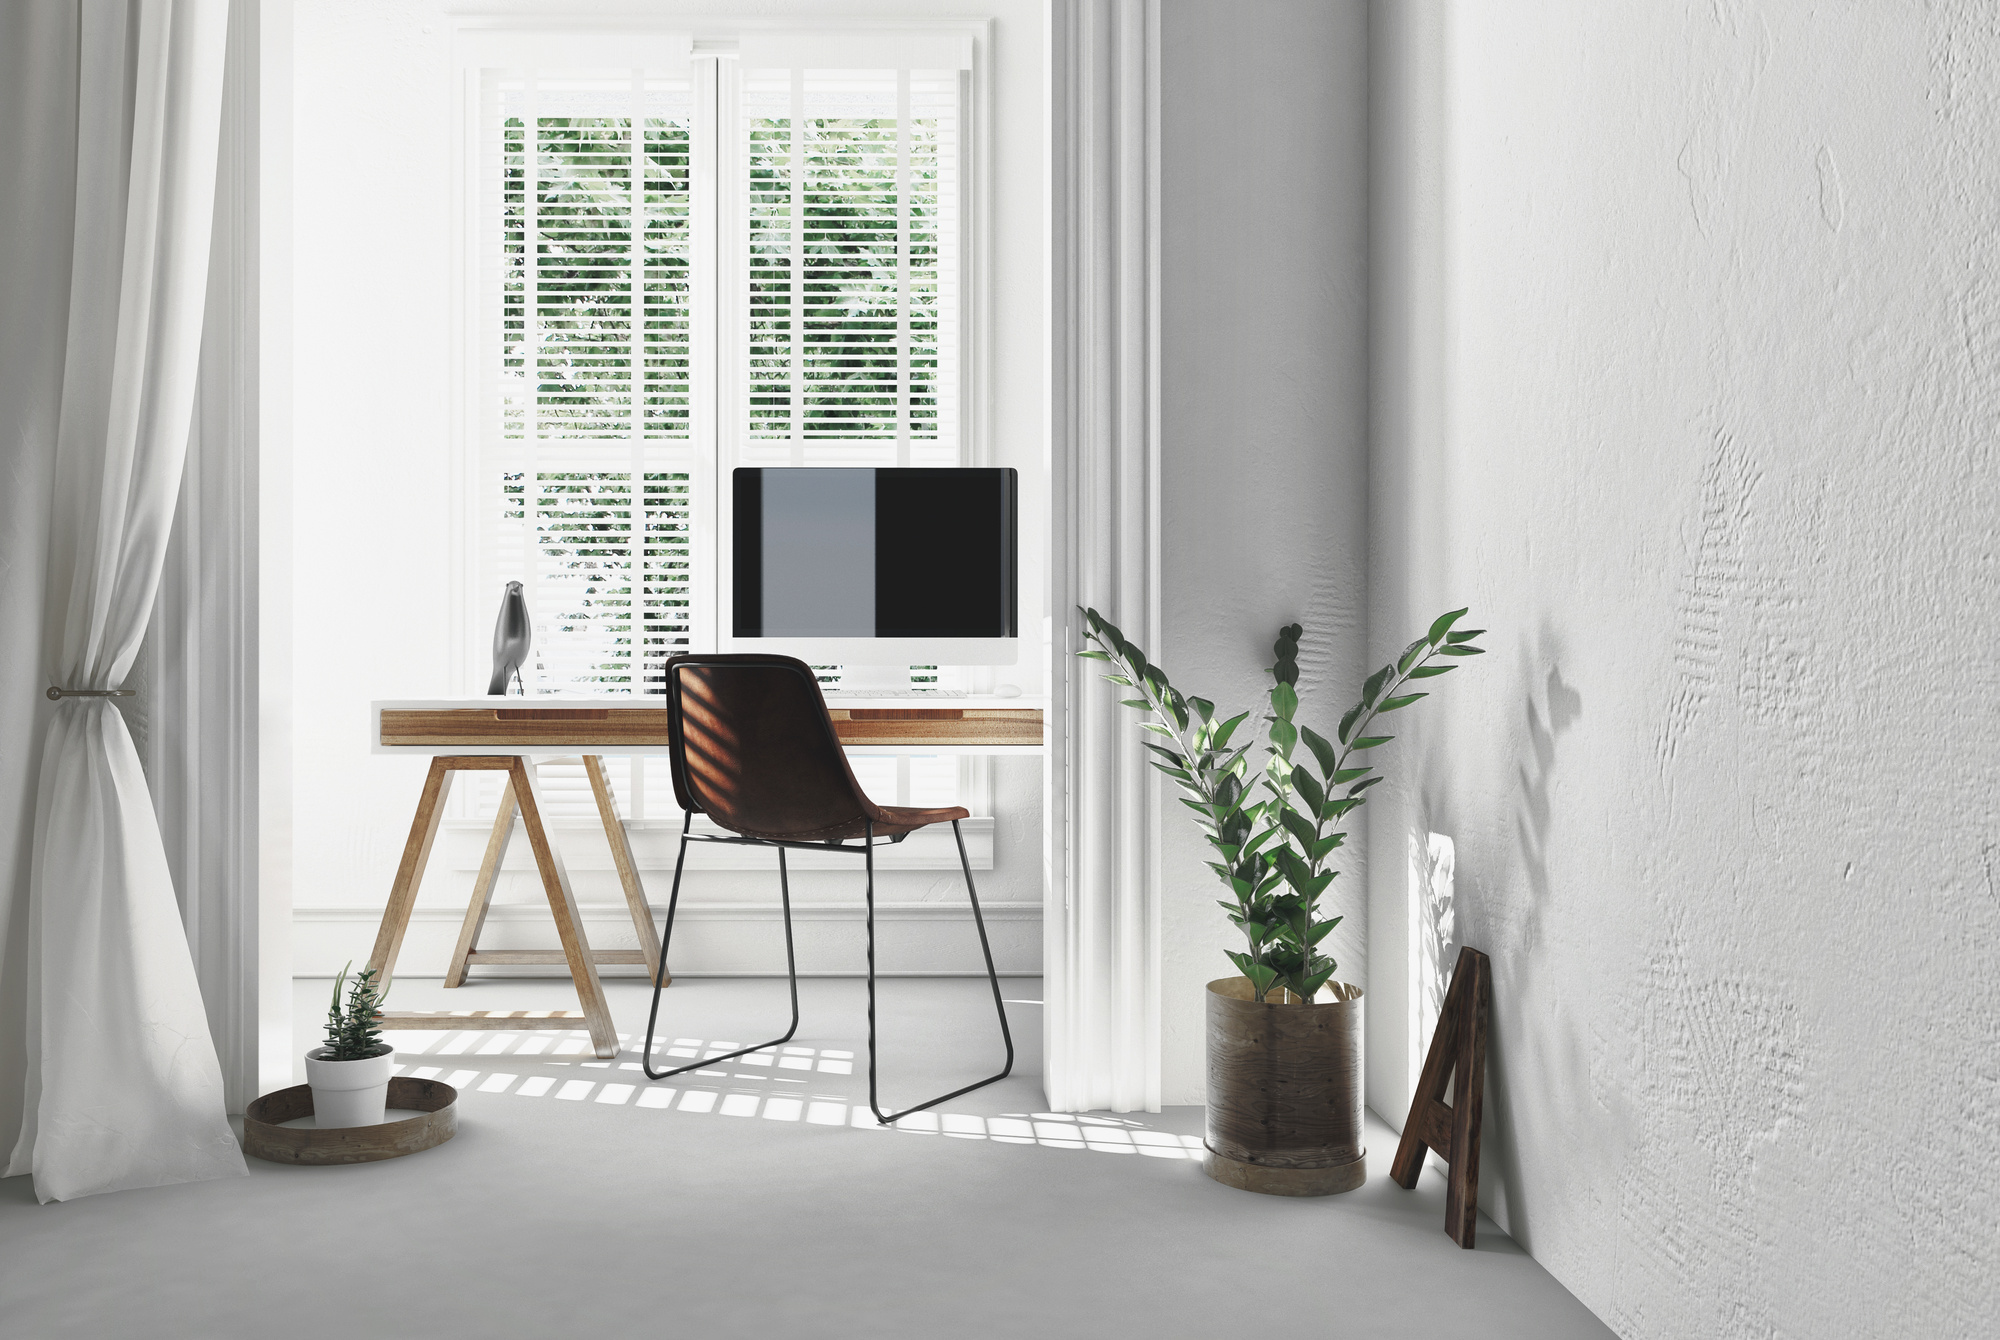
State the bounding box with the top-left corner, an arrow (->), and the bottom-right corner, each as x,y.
305,963 -> 393,1128
1078,606 -> 1484,1196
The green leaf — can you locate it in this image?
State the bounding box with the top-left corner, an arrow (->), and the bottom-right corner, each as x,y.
1143,742 -> 1187,766
1270,623 -> 1302,686
1211,711 -> 1251,749
1140,721 -> 1175,736
1396,636 -> 1429,675
1269,719 -> 1299,756
1408,664 -> 1455,678
1218,741 -> 1257,776
1104,674 -> 1135,687
1347,775 -> 1384,797
1309,832 -> 1345,862
1278,808 -> 1318,851
1292,768 -> 1326,815
1298,726 -> 1339,777
1361,665 -> 1391,706
1120,698 -> 1151,709
1377,692 -> 1428,712
1350,735 -> 1393,749
1077,649 -> 1111,661
1188,696 -> 1215,722
1439,644 -> 1486,656
1332,767 -> 1372,784
1150,762 -> 1193,782
1445,629 -> 1485,644
1320,797 -> 1359,823
1269,680 -> 1298,721
1337,703 -> 1364,745
1427,607 -> 1469,644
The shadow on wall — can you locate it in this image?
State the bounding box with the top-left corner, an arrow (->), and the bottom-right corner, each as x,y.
1494,631 -> 1584,1244
1418,628 -> 1584,1245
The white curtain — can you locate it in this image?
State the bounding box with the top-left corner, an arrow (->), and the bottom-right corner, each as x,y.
2,0 -> 241,1202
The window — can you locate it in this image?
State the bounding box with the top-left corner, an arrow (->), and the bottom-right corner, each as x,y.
457,28 -> 981,821
466,32 -> 973,696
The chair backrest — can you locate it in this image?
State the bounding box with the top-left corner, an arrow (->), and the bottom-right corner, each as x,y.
662,653 -> 879,841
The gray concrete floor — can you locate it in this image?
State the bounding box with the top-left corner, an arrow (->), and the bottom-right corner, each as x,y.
0,976 -> 1612,1339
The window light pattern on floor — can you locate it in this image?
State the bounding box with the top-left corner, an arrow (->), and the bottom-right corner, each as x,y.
382,1029 -> 1206,1159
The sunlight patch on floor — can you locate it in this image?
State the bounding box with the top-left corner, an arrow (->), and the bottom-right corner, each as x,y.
381,1028 -> 1205,1160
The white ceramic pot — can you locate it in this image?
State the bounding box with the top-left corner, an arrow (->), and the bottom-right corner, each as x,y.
304,1046 -> 394,1127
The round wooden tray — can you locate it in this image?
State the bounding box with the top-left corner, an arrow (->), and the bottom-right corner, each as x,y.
243,1077 -> 457,1165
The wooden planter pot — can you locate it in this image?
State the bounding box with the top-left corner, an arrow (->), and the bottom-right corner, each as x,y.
1203,976 -> 1366,1197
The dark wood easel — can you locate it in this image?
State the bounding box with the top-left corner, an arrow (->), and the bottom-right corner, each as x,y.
1390,945 -> 1490,1248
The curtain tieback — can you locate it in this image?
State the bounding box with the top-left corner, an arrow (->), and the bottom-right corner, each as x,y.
46,686 -> 136,700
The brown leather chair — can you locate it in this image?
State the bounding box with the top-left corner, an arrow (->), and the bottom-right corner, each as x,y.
640,654 -> 1014,1123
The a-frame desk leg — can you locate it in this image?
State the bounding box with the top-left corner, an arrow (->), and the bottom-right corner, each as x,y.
442,757 -> 669,990
367,755 -> 620,1059
368,756 -> 469,996
584,754 -> 664,985
443,776 -> 517,989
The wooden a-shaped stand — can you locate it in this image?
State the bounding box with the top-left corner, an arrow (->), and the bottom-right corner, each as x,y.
1390,945 -> 1490,1248
366,755 -> 664,1060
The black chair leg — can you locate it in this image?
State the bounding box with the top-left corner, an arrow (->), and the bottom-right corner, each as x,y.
643,815 -> 801,1081
865,818 -> 1016,1125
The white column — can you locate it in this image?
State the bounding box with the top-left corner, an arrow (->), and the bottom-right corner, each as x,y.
1044,0 -> 1162,1114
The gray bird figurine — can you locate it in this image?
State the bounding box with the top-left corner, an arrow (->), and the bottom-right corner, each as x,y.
488,581 -> 532,695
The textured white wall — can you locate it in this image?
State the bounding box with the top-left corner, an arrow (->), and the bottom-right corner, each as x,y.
1159,0 -> 1372,1103
1371,3 -> 2000,1335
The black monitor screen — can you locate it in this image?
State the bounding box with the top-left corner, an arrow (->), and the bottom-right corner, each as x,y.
733,468 -> 1017,639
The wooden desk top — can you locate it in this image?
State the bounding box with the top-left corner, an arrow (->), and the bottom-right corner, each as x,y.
371,696 -> 1047,756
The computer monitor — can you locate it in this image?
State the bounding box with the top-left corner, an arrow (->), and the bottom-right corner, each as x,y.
726,467 -> 1018,669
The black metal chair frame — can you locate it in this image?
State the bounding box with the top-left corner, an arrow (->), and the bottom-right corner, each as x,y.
638,664 -> 1015,1125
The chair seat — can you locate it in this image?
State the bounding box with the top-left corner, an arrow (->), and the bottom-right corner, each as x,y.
728,804 -> 970,845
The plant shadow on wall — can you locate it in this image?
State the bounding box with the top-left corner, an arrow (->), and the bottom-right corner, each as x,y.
1454,628 -> 1585,1241
1078,606 -> 1484,1196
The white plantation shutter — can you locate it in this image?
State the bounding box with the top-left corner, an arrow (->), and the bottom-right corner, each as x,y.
737,65 -> 962,468
464,33 -> 976,817
477,65 -> 700,694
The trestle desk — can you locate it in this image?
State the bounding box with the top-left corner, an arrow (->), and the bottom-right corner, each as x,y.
365,696 -> 1045,1057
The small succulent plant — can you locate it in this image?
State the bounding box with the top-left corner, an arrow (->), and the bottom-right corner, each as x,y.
320,962 -> 389,1060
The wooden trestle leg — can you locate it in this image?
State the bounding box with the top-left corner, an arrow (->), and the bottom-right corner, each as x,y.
366,755 -> 620,1059
442,757 -> 669,992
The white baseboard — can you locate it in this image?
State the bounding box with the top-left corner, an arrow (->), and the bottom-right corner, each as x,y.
293,898 -> 1043,978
